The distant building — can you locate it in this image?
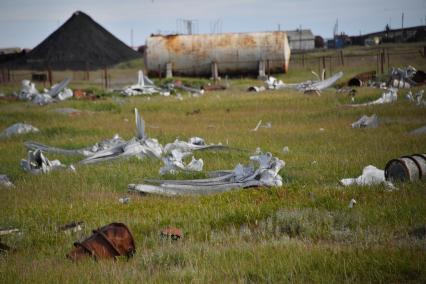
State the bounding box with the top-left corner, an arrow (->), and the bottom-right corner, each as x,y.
350,25 -> 426,46
285,29 -> 315,50
0,48 -> 27,65
327,33 -> 352,49
0,47 -> 22,55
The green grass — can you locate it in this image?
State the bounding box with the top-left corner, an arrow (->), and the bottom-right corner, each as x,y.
1,44 -> 426,283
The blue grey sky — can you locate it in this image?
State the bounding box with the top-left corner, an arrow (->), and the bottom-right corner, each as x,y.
0,0 -> 425,49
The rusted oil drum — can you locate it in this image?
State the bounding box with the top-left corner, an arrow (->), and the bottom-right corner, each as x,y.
385,154 -> 426,182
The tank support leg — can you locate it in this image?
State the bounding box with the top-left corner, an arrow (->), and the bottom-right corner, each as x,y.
258,60 -> 267,80
211,62 -> 219,81
166,62 -> 173,78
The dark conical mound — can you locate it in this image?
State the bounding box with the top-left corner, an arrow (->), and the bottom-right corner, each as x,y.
10,11 -> 141,70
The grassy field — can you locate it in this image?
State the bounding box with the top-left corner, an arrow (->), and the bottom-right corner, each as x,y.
1,44 -> 426,283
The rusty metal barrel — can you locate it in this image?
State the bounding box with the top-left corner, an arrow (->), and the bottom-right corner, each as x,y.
385,154 -> 426,182
145,31 -> 291,77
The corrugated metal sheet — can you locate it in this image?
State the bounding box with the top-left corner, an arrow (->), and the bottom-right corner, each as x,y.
145,31 -> 291,77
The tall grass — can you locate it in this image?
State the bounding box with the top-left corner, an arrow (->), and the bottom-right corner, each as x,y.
1,44 -> 426,283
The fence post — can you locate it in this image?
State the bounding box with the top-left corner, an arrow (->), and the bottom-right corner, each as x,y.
340,50 -> 344,66
267,59 -> 270,77
211,61 -> 219,82
322,56 -> 326,78
104,66 -> 108,89
387,51 -> 390,73
376,52 -> 380,74
85,62 -> 90,81
318,58 -> 321,78
380,49 -> 385,74
302,53 -> 305,67
48,66 -> 53,87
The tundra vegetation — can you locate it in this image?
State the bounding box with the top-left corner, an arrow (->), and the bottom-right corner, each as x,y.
0,43 -> 425,283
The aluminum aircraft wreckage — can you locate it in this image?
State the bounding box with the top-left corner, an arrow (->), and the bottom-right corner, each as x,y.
21,108 -> 286,195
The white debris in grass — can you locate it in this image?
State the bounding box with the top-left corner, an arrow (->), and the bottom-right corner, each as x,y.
0,123 -> 39,138
340,165 -> 396,190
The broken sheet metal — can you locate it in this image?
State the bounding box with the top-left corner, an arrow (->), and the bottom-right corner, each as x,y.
0,175 -> 14,188
251,120 -> 272,131
349,88 -> 398,107
247,86 -> 266,93
128,152 -> 284,196
0,123 -> 39,139
20,150 -> 69,174
409,125 -> 426,135
389,66 -> 419,88
159,149 -> 203,175
121,70 -> 170,96
265,72 -> 343,94
17,78 -> 72,105
351,114 -> 379,128
164,137 -> 227,153
406,90 -> 426,106
172,81 -> 204,96
80,109 -> 163,164
25,134 -> 125,157
340,165 -> 395,190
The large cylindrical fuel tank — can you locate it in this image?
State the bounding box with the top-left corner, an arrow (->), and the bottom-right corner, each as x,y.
145,31 -> 291,77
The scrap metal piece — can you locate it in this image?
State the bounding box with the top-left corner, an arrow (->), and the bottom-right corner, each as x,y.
409,125 -> 426,135
80,109 -> 163,164
48,78 -> 71,97
0,123 -> 39,139
0,175 -> 14,188
266,71 -> 343,94
121,70 -> 169,96
160,149 -> 203,175
17,78 -> 73,105
340,165 -> 395,189
351,114 -> 379,128
25,134 -> 125,157
20,150 -> 66,174
247,86 -> 266,92
349,88 -> 398,107
119,196 -> 130,204
67,223 -> 136,261
128,152 -> 285,196
0,228 -> 20,236
348,198 -> 357,208
173,81 -> 204,96
406,90 -> 425,106
347,71 -> 376,87
58,221 -> 84,233
164,137 -> 227,153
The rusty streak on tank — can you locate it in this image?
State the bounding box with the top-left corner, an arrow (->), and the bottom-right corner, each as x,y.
145,31 -> 291,77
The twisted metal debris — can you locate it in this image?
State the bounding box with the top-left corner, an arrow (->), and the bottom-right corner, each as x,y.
17,78 -> 72,105
20,149 -> 70,175
128,152 -> 284,196
1,123 -> 39,139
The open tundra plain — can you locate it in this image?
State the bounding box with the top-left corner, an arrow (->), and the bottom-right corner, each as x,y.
1,44 -> 426,283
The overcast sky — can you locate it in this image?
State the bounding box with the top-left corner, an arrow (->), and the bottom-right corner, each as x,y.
0,0 -> 425,49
